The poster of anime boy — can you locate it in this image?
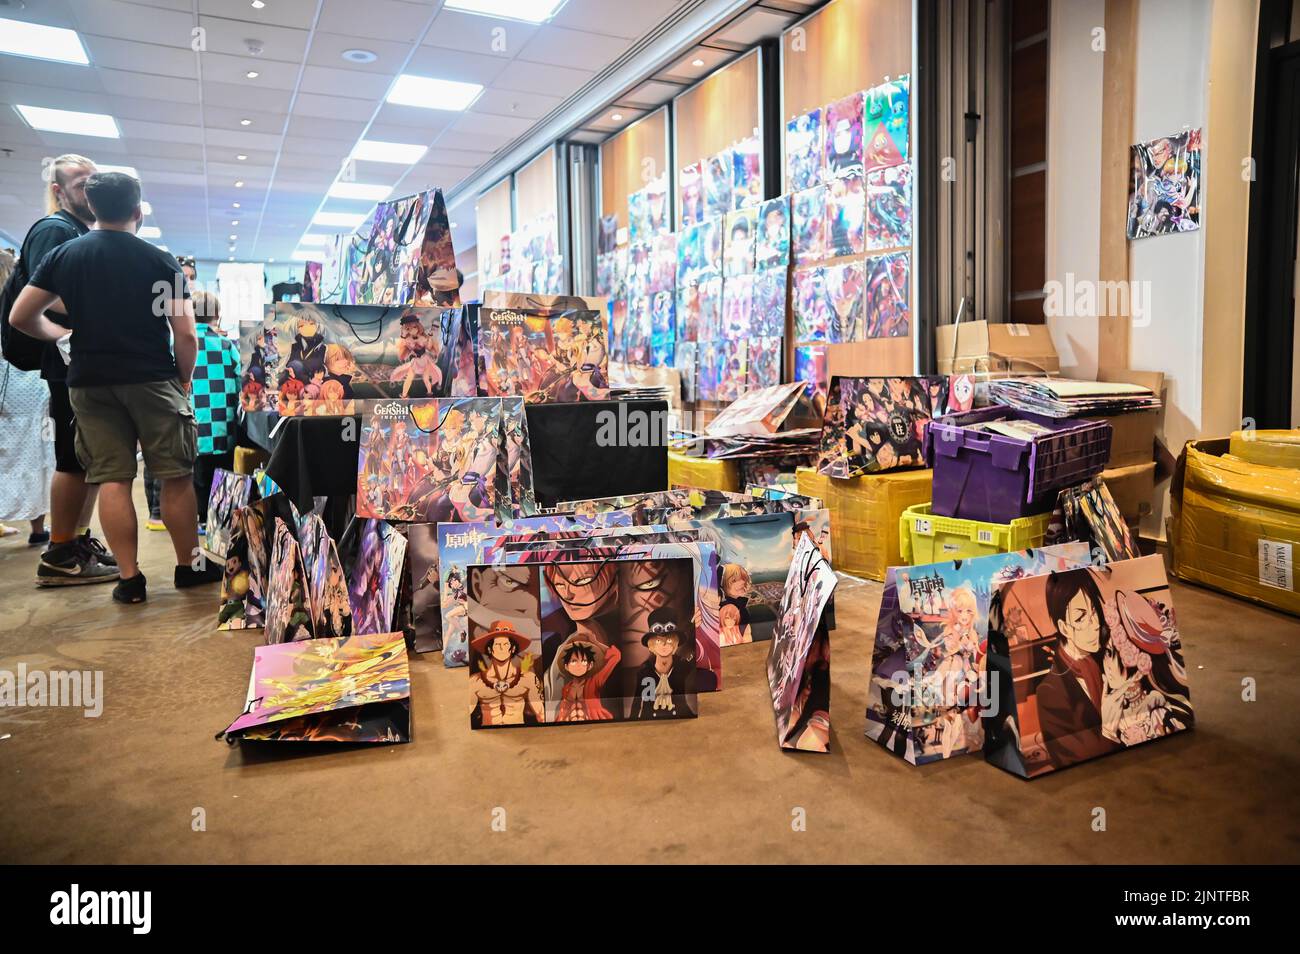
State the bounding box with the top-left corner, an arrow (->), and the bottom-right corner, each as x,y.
822,91 -> 865,180
863,251 -> 911,338
679,161 -> 705,227
755,196 -> 791,270
1126,128 -> 1201,239
786,108 -> 823,192
984,555 -> 1194,778
863,75 -> 910,171
824,260 -> 865,344
732,136 -> 763,208
866,163 -> 913,250
768,535 -> 837,752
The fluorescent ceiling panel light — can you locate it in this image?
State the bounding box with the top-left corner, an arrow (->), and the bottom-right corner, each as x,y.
444,0 -> 566,24
328,181 -> 391,201
15,105 -> 119,138
291,250 -> 314,261
387,74 -> 483,111
298,234 -> 331,246
0,18 -> 90,65
351,139 -> 426,164
313,211 -> 366,228
138,226 -> 161,239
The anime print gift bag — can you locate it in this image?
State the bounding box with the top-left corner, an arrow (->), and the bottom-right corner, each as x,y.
264,518 -> 314,645
217,493 -> 301,631
866,544 -> 1091,766
766,535 -> 837,753
203,468 -> 255,564
983,555 -> 1193,778
477,292 -> 611,403
816,375 -> 949,477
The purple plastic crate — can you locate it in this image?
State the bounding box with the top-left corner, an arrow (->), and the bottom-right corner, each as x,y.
924,406 -> 1112,523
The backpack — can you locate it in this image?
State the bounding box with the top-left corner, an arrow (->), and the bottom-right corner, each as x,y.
2,211 -> 82,372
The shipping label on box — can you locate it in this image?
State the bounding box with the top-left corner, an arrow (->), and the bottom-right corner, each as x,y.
1258,539 -> 1294,591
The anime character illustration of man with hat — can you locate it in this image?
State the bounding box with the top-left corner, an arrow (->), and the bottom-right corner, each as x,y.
550,633 -> 622,723
470,619 -> 544,728
628,606 -> 696,721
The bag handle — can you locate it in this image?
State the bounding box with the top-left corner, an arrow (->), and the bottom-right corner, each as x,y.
331,305 -> 393,344
796,543 -> 821,596
393,196 -> 424,249
405,401 -> 454,435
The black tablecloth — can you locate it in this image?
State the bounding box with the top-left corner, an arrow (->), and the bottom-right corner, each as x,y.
263,400 -> 669,514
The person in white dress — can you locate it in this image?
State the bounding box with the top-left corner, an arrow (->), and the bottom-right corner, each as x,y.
0,250 -> 53,544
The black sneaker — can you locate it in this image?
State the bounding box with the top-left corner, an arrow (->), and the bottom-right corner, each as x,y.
28,531 -> 50,547
175,563 -> 224,588
79,531 -> 118,567
112,572 -> 147,604
37,540 -> 121,587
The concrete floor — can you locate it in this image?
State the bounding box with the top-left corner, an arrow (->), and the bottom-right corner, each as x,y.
2,513 -> 1299,865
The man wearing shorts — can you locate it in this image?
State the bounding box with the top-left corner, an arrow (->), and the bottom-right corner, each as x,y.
11,171 -> 222,604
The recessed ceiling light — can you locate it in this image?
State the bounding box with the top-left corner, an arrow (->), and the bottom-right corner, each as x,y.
237,154 -> 248,161
239,118 -> 252,126
140,201 -> 153,215
692,58 -> 705,67
251,1 -> 266,9
229,256 -> 235,261
229,234 -> 238,240
15,105 -> 119,138
231,220 -> 240,226
313,211 -> 367,228
450,222 -> 459,229
0,18 -> 90,66
291,250 -> 314,261
268,257 -> 275,263
234,180 -> 245,188
139,226 -> 162,239
610,112 -> 623,121
246,71 -> 259,79
232,202 -> 241,209
328,181 -> 391,201
444,0 -> 567,24
387,74 -> 483,111
342,48 -> 378,64
96,164 -> 139,179
351,139 -> 426,164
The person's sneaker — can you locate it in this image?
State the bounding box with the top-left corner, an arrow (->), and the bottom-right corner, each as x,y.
112,572 -> 147,604
28,531 -> 50,547
37,540 -> 120,587
145,518 -> 166,532
79,531 -> 117,567
175,563 -> 223,588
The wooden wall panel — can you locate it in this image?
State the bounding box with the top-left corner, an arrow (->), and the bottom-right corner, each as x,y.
781,0 -> 911,125
475,177 -> 513,279
514,146 -> 558,228
675,49 -> 761,171
1098,0 -> 1137,369
600,107 -> 669,233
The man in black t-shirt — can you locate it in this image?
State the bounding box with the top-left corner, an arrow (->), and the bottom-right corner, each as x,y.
17,153 -> 117,586
11,172 -> 221,604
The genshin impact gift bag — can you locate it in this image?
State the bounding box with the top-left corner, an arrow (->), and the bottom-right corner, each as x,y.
767,535 -> 837,752
219,631 -> 411,744
817,375 -> 949,477
465,552 -> 701,728
477,292 -> 610,403
356,397 -> 509,523
866,544 -> 1091,765
203,469 -> 255,563
264,518 -> 314,645
984,555 -> 1193,778
217,494 -> 301,631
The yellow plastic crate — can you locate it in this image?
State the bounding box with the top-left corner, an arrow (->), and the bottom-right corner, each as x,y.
900,503 -> 1054,565
668,450 -> 741,494
797,466 -> 932,580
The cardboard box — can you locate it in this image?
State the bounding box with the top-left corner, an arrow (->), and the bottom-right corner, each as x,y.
1229,429 -> 1300,469
668,451 -> 741,494
1170,439 -> 1300,617
935,320 -> 1060,376
1100,461 -> 1157,522
1090,410 -> 1159,468
826,338 -> 914,379
797,466 -> 933,581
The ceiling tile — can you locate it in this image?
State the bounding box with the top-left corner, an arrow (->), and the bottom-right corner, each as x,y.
316,0 -> 431,44
491,59 -> 593,99
514,25 -> 630,70
549,0 -> 685,40
422,8 -> 539,57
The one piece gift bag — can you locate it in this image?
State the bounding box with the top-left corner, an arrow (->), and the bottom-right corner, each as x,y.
866,544 -> 1091,765
219,631 -> 411,744
817,375 -> 949,477
984,554 -> 1193,777
766,535 -> 837,752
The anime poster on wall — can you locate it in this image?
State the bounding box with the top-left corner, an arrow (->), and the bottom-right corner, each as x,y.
824,175 -> 866,259
697,276 -> 723,342
717,338 -> 748,402
823,259 -> 866,343
747,336 -> 781,390
793,267 -> 830,342
863,251 -> 911,338
752,268 -> 787,337
822,91 -> 865,180
866,163 -> 913,250
650,289 -> 676,367
679,161 -> 705,227
792,185 -> 828,266
597,214 -> 619,255
985,555 -> 1194,777
755,196 -> 791,270
722,274 -> 756,338
794,344 -> 828,408
724,207 -> 758,277
704,149 -> 735,218
696,340 -> 721,400
697,215 -> 724,275
627,188 -> 649,245
732,136 -> 763,209
863,75 -> 910,170
645,174 -> 670,238
1126,128 -> 1202,239
786,109 -> 823,192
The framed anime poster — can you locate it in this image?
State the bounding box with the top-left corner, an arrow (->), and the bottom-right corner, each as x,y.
1126,128 -> 1201,239
822,91 -> 865,180
466,555 -> 701,727
863,251 -> 911,338
786,109 -> 823,192
866,163 -> 913,250
816,375 -> 949,477
864,75 -> 910,171
767,535 -> 837,752
866,544 -> 1091,766
985,555 -> 1194,778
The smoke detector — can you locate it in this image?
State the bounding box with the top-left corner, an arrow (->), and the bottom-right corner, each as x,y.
244,39 -> 264,56
342,48 -> 378,64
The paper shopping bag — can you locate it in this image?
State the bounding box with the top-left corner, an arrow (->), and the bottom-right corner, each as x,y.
264,518 -> 314,644
817,375 -> 949,477
296,513 -> 352,639
217,493 -> 301,631
219,631 -> 411,744
477,292 -> 611,403
203,468 -> 255,563
346,518 -> 408,637
767,535 -> 837,752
